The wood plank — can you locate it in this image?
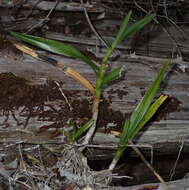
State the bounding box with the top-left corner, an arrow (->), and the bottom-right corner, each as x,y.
99,178 -> 189,190
0,43 -> 188,158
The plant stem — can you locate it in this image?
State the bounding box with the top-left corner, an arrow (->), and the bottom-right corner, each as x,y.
109,158 -> 118,171
82,49 -> 111,145
109,140 -> 167,186
81,96 -> 100,145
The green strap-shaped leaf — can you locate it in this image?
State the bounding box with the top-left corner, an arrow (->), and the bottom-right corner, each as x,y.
102,67 -> 123,86
10,32 -> 99,73
131,95 -> 167,138
114,60 -> 171,161
115,119 -> 130,160
129,60 -> 171,132
115,95 -> 167,161
102,13 -> 154,64
122,14 -> 155,41
111,11 -> 132,50
70,120 -> 93,142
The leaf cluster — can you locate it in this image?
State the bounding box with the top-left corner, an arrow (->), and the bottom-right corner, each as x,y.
10,11 -> 171,168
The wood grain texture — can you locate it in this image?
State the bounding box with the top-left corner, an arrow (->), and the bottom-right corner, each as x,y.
0,40 -> 188,158
99,178 -> 189,190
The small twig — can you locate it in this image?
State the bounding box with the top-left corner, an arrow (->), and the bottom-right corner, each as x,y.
25,0 -> 59,34
74,142 -> 153,149
125,52 -> 188,72
18,143 -> 27,171
22,145 -> 40,152
157,14 -> 189,40
170,139 -> 185,181
150,144 -> 154,165
80,0 -> 109,50
80,0 -> 120,58
108,140 -> 168,185
129,141 -> 166,184
54,81 -> 73,111
134,0 -> 183,57
25,0 -> 42,19
4,141 -> 25,148
14,180 -> 33,190
111,174 -> 133,180
163,0 -> 168,19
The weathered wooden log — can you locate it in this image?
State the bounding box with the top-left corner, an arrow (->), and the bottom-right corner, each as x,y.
0,0 -> 104,13
99,178 -> 189,190
0,3 -> 189,188
44,27 -> 189,60
0,39 -> 188,159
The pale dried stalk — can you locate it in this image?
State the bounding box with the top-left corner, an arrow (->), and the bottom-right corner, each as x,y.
109,141 -> 166,185
129,141 -> 165,183
13,42 -> 96,96
81,97 -> 100,146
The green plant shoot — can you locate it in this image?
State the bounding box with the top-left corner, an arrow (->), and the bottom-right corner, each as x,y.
95,12 -> 155,98
70,120 -> 93,142
109,60 -> 171,170
10,32 -> 99,73
60,120 -> 93,143
10,11 -> 155,146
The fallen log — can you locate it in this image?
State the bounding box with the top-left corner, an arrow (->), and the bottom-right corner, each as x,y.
0,40 -> 188,159
99,178 -> 189,190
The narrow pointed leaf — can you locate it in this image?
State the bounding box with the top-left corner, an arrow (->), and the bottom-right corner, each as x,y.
102,67 -> 123,86
102,13 -> 154,65
120,119 -> 130,146
70,120 -> 93,142
130,60 -> 171,131
10,32 -> 99,72
113,60 -> 171,161
116,95 -> 167,161
102,11 -> 132,64
131,95 -> 168,138
114,119 -> 130,160
119,96 -> 167,149
111,11 -> 132,50
122,14 -> 155,41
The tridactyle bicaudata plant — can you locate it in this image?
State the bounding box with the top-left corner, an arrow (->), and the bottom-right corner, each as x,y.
10,11 -> 171,183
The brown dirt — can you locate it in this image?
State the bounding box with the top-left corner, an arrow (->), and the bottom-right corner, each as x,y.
0,73 -> 126,134
98,98 -> 126,132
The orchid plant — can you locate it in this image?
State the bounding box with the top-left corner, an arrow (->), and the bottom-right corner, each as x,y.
10,11 -> 171,172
